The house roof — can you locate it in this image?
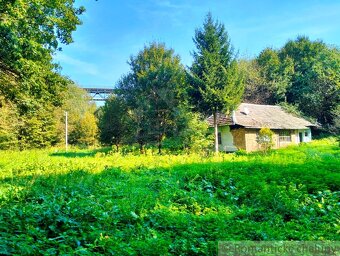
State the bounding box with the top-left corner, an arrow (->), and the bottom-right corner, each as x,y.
206,112 -> 233,126
207,103 -> 314,130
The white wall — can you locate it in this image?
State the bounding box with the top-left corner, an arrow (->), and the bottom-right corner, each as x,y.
218,126 -> 237,152
296,128 -> 312,143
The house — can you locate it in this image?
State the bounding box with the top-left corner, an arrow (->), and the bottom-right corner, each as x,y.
207,103 -> 315,152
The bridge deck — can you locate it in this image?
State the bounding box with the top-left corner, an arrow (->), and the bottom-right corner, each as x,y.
83,88 -> 115,101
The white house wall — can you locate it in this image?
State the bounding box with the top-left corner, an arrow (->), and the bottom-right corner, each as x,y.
218,126 -> 237,152
296,128 -> 312,143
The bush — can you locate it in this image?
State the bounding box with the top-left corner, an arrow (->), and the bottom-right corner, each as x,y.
256,127 -> 274,153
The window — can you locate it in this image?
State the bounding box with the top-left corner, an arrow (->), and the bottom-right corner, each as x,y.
279,130 -> 291,142
218,132 -> 222,145
305,131 -> 308,137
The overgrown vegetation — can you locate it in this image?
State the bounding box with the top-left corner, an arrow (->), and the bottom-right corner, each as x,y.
0,139 -> 339,254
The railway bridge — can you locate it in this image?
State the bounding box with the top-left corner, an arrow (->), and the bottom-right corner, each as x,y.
83,87 -> 115,101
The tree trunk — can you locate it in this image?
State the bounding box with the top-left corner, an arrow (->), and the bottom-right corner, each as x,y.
158,140 -> 162,154
213,111 -> 219,154
139,143 -> 145,154
158,133 -> 163,154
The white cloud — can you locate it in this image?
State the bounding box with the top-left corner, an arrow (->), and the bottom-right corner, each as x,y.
55,53 -> 99,76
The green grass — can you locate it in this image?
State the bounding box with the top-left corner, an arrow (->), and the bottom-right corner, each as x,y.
0,138 -> 339,255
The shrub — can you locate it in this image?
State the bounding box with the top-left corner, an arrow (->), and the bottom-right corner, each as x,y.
256,127 -> 274,153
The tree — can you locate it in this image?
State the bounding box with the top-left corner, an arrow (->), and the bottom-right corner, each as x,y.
176,111 -> 212,152
117,42 -> 187,153
17,106 -> 59,149
189,13 -> 244,153
0,0 -> 84,69
280,36 -> 339,125
242,36 -> 339,129
0,0 -> 84,107
0,0 -> 85,149
117,74 -> 154,153
69,112 -> 98,146
239,59 -> 270,104
56,82 -> 98,147
239,49 -> 293,105
0,96 -> 19,149
98,95 -> 132,150
256,48 -> 293,103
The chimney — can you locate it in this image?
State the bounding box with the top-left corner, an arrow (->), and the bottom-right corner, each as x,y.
242,107 -> 249,115
232,110 -> 237,124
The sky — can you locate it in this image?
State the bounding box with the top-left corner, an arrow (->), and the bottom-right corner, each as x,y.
53,0 -> 340,89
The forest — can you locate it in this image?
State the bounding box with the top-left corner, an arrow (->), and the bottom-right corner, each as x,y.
0,1 -> 339,152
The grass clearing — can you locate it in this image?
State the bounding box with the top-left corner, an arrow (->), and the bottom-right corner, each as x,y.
0,138 -> 339,255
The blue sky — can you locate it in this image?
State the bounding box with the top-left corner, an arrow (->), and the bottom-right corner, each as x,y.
54,0 -> 340,89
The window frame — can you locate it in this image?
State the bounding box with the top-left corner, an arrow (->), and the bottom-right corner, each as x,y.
218,132 -> 222,145
279,130 -> 291,142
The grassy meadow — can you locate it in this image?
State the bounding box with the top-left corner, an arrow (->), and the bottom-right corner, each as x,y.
0,138 -> 339,255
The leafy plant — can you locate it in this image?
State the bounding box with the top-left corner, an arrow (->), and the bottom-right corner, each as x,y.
0,138 -> 338,254
256,127 -> 274,153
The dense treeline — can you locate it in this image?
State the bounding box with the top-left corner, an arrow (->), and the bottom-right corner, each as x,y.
99,16 -> 339,152
99,15 -> 244,153
98,43 -> 212,153
0,0 -> 97,149
1,1 -> 338,151
240,36 -> 340,133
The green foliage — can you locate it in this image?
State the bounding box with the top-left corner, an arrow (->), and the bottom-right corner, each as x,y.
238,59 -> 269,104
0,139 -> 339,254
330,105 -> 340,135
117,42 -> 187,153
256,48 -> 293,103
177,112 -> 213,151
98,95 -> 132,149
281,37 -> 340,126
241,48 -> 291,105
0,0 -> 85,149
256,127 -> 274,153
162,111 -> 212,152
242,36 -> 339,130
189,13 -> 244,114
17,107 -> 59,149
278,102 -> 303,116
0,97 -> 19,149
69,112 -> 98,147
189,13 -> 244,152
0,0 -> 84,67
0,0 -> 84,109
55,82 -> 98,147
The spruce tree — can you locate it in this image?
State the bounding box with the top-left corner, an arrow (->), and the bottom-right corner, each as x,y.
189,13 -> 244,153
